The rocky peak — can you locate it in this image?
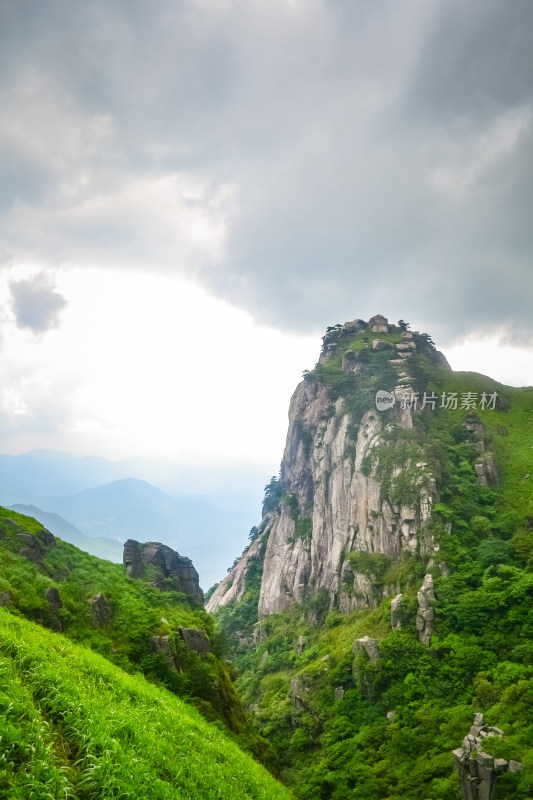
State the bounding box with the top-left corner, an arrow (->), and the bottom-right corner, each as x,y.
207,316 -> 488,624
453,713 -> 522,800
124,539 -> 203,604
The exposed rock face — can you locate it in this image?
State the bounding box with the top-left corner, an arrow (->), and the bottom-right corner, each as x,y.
368,314 -> 389,333
463,414 -> 499,488
254,390 -> 436,618
178,627 -> 210,656
44,587 -> 62,611
89,592 -> 111,627
288,675 -> 312,709
124,540 -> 203,604
391,593 -> 403,629
416,574 -> 435,646
372,339 -> 391,351
208,316 -> 457,621
152,634 -> 175,669
152,627 -> 210,670
12,526 -> 56,562
352,636 -> 379,664
0,591 -> 13,607
206,534 -> 265,613
453,713 -> 522,800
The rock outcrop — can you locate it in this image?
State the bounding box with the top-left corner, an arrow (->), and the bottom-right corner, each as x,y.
178,627 -> 210,656
152,634 -> 175,669
352,636 -> 379,664
463,414 -> 499,488
453,713 -> 522,800
3,522 -> 57,562
124,540 -> 203,604
416,574 -> 435,646
390,593 -> 403,629
89,592 -> 111,627
44,587 -> 62,611
0,591 -> 13,607
152,627 -> 211,670
207,317 -> 461,622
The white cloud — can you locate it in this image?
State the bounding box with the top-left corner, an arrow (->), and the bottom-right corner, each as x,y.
0,267 -> 318,465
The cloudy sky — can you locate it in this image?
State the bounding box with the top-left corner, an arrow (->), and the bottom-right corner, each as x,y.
1,0 -> 532,476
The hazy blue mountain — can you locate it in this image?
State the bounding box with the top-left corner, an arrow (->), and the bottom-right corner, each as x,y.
0,452 -> 122,504
0,450 -> 266,588
41,478 -> 257,589
0,450 -> 267,502
9,504 -> 123,562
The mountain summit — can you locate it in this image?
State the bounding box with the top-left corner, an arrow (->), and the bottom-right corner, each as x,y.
207,315 -> 500,621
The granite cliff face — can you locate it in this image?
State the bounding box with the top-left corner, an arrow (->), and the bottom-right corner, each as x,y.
207,316 -> 494,622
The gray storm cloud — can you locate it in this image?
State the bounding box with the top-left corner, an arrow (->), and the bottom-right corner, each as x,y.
0,0 -> 532,346
10,273 -> 68,334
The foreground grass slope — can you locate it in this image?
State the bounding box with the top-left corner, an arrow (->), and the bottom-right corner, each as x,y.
0,609 -> 293,800
0,506 -> 247,731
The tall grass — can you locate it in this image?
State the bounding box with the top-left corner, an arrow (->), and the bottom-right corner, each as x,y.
0,610 -> 293,800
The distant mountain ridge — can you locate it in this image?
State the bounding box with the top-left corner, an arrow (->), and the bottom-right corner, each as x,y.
0,449 -> 267,500
0,452 -> 266,587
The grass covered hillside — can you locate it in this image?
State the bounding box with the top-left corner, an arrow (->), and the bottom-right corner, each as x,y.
0,507 -> 247,734
213,332 -> 533,800
0,609 -> 293,800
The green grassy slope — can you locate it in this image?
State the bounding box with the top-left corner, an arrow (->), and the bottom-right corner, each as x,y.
0,507 -> 246,732
0,609 -> 293,800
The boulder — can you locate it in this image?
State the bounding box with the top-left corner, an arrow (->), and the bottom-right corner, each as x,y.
352,636 -> 379,664
152,634 -> 175,670
372,340 -> 391,351
15,528 -> 56,562
89,593 -> 111,627
178,627 -> 210,656
44,586 -> 62,611
396,343 -> 415,353
123,539 -> 144,577
391,593 -> 403,629
416,575 -> 434,646
0,590 -> 13,607
295,634 -> 306,654
368,314 -> 389,333
288,676 -> 307,709
123,540 -> 203,603
343,319 -> 366,332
